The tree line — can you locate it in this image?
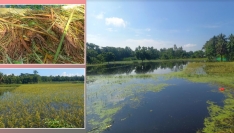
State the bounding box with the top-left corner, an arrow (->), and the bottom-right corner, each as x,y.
203,33 -> 234,61
87,61 -> 187,75
87,42 -> 205,64
0,70 -> 84,84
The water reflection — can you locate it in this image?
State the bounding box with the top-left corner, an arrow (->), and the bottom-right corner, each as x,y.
87,61 -> 187,75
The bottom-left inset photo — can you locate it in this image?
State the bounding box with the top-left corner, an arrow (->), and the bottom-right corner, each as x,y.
0,68 -> 84,128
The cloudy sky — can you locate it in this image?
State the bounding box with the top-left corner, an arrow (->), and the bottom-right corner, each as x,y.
87,1 -> 234,51
0,69 -> 85,76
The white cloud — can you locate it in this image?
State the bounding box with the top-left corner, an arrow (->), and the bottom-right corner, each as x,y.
87,34 -> 102,42
106,28 -> 113,32
60,72 -> 81,77
183,43 -> 196,48
124,39 -> 173,50
145,28 -> 151,31
106,28 -> 117,32
95,12 -> 104,19
105,17 -> 126,27
183,44 -> 199,51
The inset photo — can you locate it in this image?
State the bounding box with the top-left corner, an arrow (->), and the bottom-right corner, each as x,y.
0,68 -> 85,128
0,5 -> 85,64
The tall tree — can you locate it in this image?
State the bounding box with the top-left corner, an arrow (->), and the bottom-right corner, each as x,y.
33,70 -> 38,75
203,36 -> 217,61
227,34 -> 234,61
135,46 -> 147,62
0,72 -> 3,84
216,33 -> 227,61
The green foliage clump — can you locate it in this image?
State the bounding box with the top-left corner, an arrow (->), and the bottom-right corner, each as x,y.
200,93 -> 234,133
203,33 -> 234,62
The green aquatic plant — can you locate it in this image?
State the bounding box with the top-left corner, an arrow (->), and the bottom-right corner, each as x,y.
198,92 -> 234,133
87,74 -> 170,133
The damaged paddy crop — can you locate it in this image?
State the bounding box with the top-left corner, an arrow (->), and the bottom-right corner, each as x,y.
0,83 -> 84,128
87,61 -> 234,133
0,5 -> 85,64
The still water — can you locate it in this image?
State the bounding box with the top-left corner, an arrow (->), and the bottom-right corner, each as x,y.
87,61 -> 225,133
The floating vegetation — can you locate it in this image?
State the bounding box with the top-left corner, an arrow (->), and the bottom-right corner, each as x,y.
197,92 -> 234,133
87,74 -> 170,133
0,83 -> 84,128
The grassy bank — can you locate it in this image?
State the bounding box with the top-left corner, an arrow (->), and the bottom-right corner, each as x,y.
87,58 -> 206,66
0,83 -> 84,128
165,62 -> 234,88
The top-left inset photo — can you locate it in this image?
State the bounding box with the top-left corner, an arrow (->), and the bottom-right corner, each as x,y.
0,5 -> 85,64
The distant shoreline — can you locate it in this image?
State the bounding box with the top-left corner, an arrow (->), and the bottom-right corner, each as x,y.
87,58 -> 206,66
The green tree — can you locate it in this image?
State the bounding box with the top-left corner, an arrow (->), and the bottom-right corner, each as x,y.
0,72 -> 3,84
97,54 -> 105,63
135,46 -> 147,62
216,33 -> 227,61
227,34 -> 234,61
203,36 -> 217,61
104,52 -> 115,64
33,70 -> 40,83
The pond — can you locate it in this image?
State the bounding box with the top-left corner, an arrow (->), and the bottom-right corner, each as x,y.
86,61 -> 226,133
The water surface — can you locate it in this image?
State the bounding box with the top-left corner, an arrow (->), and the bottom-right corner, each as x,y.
87,61 -> 225,133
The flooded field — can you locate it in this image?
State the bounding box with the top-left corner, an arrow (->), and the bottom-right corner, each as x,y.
86,61 -> 232,133
0,83 -> 84,128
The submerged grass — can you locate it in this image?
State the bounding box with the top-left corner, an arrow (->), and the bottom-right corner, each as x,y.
0,84 -> 20,95
164,62 -> 234,89
0,83 -> 84,128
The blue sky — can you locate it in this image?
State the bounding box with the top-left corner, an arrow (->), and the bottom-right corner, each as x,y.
87,1 -> 234,51
0,69 -> 85,76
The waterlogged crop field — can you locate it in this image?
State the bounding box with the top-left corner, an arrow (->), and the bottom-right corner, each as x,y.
0,83 -> 84,128
87,62 -> 234,133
